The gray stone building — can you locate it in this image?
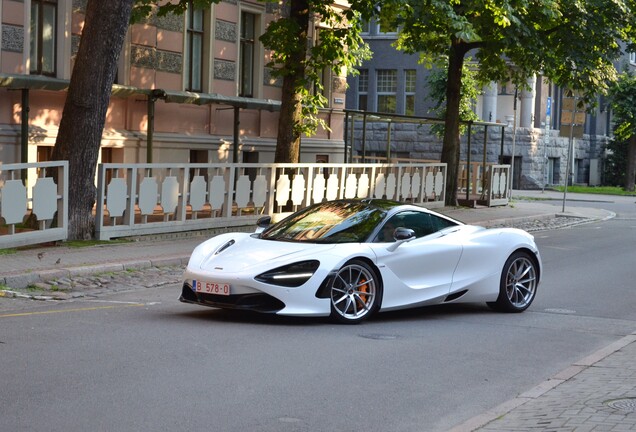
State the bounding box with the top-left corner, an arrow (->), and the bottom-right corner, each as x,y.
345,20 -> 635,189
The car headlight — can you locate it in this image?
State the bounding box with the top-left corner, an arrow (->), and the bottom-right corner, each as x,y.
255,260 -> 320,287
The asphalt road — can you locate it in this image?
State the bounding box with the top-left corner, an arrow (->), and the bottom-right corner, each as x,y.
1,197 -> 636,432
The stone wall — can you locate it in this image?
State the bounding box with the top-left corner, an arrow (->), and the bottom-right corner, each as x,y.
351,121 -> 609,189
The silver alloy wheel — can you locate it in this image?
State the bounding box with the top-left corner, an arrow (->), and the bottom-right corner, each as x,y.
505,255 -> 537,308
330,263 -> 377,321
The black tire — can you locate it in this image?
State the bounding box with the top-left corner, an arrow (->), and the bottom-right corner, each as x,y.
490,251 -> 538,313
329,260 -> 381,324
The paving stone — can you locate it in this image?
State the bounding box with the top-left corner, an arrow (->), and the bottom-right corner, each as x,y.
3,273 -> 40,289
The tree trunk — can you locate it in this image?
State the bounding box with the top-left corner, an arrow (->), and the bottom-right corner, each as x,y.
274,0 -> 309,163
52,0 -> 133,240
275,76 -> 304,162
441,40 -> 467,206
626,135 -> 636,192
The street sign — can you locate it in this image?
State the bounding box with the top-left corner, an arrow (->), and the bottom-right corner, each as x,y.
560,93 -> 586,138
560,111 -> 586,125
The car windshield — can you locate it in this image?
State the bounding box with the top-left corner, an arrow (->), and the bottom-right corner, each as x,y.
260,201 -> 387,243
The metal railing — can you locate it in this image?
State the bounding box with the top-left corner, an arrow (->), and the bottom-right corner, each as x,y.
95,162 -> 447,240
0,161 -> 68,249
458,162 -> 510,206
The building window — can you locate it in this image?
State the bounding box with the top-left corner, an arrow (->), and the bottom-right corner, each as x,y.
185,3 -> 204,92
630,52 -> 636,65
309,27 -> 331,103
357,69 -> 368,111
377,17 -> 397,34
240,12 -> 257,97
405,70 -> 416,115
30,0 -> 57,76
547,157 -> 559,185
377,69 -> 397,113
360,18 -> 371,34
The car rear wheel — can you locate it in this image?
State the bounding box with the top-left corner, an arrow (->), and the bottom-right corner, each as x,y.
330,260 -> 381,324
489,251 -> 538,312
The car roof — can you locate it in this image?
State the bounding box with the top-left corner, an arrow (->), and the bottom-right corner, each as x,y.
354,199 -> 464,225
324,199 -> 438,217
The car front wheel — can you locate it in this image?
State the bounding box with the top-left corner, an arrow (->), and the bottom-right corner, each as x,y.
490,251 -> 538,313
330,260 -> 381,324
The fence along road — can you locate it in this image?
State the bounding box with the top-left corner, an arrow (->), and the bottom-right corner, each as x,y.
2,161 -> 510,247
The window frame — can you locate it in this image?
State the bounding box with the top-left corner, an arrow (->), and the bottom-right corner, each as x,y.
30,0 -> 58,76
376,69 -> 397,114
357,69 -> 368,110
239,11 -> 257,98
404,69 -> 416,116
185,3 -> 205,92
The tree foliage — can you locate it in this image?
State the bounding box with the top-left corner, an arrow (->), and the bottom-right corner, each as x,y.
260,1 -> 371,139
606,70 -> 636,190
426,60 -> 481,137
55,0 -> 371,239
134,0 -> 371,162
378,0 -> 636,204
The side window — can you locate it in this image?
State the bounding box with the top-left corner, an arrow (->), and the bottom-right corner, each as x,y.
375,214 -> 401,242
374,211 -> 458,242
429,214 -> 458,232
400,211 -> 436,238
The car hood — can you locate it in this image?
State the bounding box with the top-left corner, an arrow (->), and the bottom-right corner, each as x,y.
198,234 -> 337,273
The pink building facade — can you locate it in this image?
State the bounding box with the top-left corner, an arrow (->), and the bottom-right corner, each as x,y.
0,0 -> 348,167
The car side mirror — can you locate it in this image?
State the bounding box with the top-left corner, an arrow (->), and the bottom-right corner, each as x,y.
387,228 -> 416,252
256,216 -> 272,233
394,227 -> 415,241
257,216 -> 271,228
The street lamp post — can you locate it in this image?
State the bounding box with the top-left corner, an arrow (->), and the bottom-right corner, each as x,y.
509,87 -> 518,198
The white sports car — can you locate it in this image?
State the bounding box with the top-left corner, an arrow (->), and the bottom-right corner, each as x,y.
180,199 -> 541,324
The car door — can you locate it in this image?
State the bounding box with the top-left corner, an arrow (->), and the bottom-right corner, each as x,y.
371,211 -> 464,310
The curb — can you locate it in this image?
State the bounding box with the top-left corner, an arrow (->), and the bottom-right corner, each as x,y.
448,332 -> 636,432
1,256 -> 190,290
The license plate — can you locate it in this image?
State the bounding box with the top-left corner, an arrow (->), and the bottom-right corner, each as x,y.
193,280 -> 231,296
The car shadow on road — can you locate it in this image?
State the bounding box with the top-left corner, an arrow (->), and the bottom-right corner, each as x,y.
173,302 -> 495,326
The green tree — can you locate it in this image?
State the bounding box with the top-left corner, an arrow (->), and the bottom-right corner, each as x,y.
426,60 -> 481,138
52,0 -> 134,240
607,70 -> 636,191
54,0 -> 370,239
378,0 -> 636,205
259,0 -> 371,162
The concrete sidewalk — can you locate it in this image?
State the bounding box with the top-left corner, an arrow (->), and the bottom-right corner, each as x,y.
0,193 -> 611,288
453,332 -> 636,431
0,191 -> 613,288
2,191 -> 633,432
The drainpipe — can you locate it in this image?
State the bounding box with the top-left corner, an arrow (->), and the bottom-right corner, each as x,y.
147,89 -> 167,164
343,111 -> 348,164
21,89 -> 29,182
482,125 -> 488,197
361,113 -> 367,163
386,120 -> 392,162
147,95 -> 155,164
233,107 -> 240,163
349,113 -> 355,163
466,121 -> 472,202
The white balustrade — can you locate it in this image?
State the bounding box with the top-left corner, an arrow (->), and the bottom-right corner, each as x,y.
95,162 -> 447,240
0,162 -> 68,249
0,161 -> 508,247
